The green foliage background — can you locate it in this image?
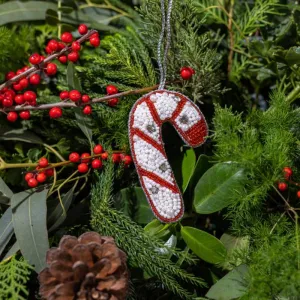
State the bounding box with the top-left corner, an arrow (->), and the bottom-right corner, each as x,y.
0,0 -> 300,299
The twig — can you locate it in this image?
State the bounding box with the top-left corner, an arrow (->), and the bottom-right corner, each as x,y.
0,29 -> 98,91
1,83 -> 161,113
227,0 -> 235,75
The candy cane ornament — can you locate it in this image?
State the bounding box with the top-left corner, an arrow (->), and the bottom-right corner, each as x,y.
129,90 -> 208,223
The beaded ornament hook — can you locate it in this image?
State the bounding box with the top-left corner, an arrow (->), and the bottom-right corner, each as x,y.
157,0 -> 174,90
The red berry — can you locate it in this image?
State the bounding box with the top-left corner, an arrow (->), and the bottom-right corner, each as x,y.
69,152 -> 80,163
19,110 -> 30,120
92,159 -> 103,169
29,53 -> 41,65
19,78 -> 29,89
58,42 -> 65,50
61,32 -> 73,43
46,63 -> 57,76
38,157 -> 49,168
25,173 -> 34,181
93,144 -> 103,154
27,178 -> 38,188
5,90 -> 15,99
14,94 -> 24,105
81,153 -> 91,163
81,95 -> 90,103
6,71 -> 15,80
69,90 -> 81,102
297,191 -> 300,198
90,32 -> 99,39
106,85 -> 118,95
278,182 -> 288,192
3,98 -> 13,107
48,39 -> 59,52
180,67 -> 193,80
72,41 -> 81,52
29,74 -> 41,85
112,153 -> 121,164
16,69 -> 23,75
24,91 -> 37,103
45,168 -> 54,176
108,98 -> 118,107
122,155 -> 133,166
7,112 -> 18,122
101,152 -> 108,160
60,91 -> 69,100
58,55 -> 68,64
90,37 -> 100,47
45,46 -> 52,54
49,107 -> 62,119
78,163 -> 89,173
13,83 -> 23,91
78,24 -> 88,35
83,105 -> 92,115
68,51 -> 79,62
283,167 -> 293,179
36,172 -> 47,183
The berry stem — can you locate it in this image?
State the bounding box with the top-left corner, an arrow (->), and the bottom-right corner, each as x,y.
0,29 -> 98,91
44,143 -> 66,162
1,83 -> 164,113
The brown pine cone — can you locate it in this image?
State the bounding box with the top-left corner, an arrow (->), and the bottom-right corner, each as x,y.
38,232 -> 128,300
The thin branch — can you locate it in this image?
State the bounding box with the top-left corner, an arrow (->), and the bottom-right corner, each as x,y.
0,29 -> 98,91
1,83 -> 161,113
227,0 -> 235,75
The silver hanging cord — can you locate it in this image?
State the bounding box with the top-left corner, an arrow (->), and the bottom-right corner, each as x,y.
157,0 -> 174,90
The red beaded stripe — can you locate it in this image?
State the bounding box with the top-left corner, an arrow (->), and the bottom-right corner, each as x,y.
145,97 -> 163,125
139,169 -> 178,193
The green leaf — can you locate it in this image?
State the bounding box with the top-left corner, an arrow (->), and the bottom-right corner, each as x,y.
193,162 -> 246,214
48,186 -> 76,232
115,187 -> 154,224
182,148 -> 196,192
0,208 -> 14,256
0,177 -> 13,205
284,47 -> 300,66
4,241 -> 19,260
74,108 -> 93,146
181,226 -> 226,264
11,189 -> 49,272
220,233 -> 250,270
206,264 -> 249,300
0,128 -> 43,144
58,6 -> 74,13
0,1 -> 57,25
144,219 -> 171,240
45,8 -> 59,25
67,62 -> 82,91
189,155 -> 213,193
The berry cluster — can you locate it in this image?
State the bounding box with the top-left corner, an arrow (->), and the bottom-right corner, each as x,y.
277,167 -> 300,198
1,24 -> 100,122
24,145 -> 133,187
24,157 -> 54,188
106,85 -> 119,107
180,67 -> 195,80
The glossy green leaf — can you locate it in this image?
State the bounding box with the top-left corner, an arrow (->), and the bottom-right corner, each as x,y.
144,219 -> 171,240
194,162 -> 246,214
0,1 -> 57,25
0,177 -> 13,205
115,187 -> 154,224
45,8 -> 59,25
189,155 -> 213,193
74,108 -> 93,146
206,264 -> 249,299
11,189 -> 49,272
285,47 -> 300,66
0,208 -> 14,256
182,148 -> 196,192
48,186 -> 76,232
0,128 -> 43,144
181,226 -> 226,264
4,241 -> 19,260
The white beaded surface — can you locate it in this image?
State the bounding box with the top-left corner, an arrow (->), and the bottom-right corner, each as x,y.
133,135 -> 174,184
175,101 -> 201,131
143,177 -> 181,218
133,102 -> 161,143
150,92 -> 180,120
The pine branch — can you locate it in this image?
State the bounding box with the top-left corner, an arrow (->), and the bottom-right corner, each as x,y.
0,256 -> 33,300
91,163 -> 205,300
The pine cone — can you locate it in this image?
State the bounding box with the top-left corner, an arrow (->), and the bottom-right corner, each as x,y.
38,232 -> 128,300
